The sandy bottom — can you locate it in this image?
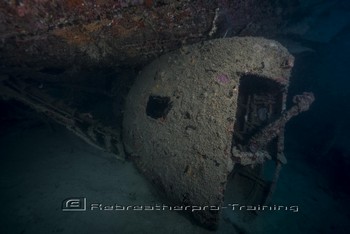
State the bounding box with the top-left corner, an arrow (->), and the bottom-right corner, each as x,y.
0,120 -> 349,234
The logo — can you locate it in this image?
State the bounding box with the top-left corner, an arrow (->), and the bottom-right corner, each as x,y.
62,197 -> 87,211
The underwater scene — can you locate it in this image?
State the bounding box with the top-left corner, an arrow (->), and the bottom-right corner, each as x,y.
0,0 -> 349,233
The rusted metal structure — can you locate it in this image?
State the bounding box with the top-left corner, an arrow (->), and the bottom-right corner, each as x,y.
0,0 -> 218,69
0,0 -> 292,71
123,37 -> 314,228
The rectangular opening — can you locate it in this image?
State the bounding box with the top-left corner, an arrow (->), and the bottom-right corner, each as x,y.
232,75 -> 284,147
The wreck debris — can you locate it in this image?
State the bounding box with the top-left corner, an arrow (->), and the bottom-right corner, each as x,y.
248,92 -> 315,153
230,91 -> 314,209
208,7 -> 220,37
233,92 -> 315,166
0,75 -> 125,161
280,56 -> 295,69
123,37 -> 314,229
231,147 -> 271,166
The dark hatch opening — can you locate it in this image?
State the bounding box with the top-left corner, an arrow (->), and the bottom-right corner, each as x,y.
233,74 -> 284,146
223,75 -> 286,222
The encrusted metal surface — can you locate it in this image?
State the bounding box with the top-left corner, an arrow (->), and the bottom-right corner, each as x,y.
123,37 -> 297,228
0,0 -> 217,69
